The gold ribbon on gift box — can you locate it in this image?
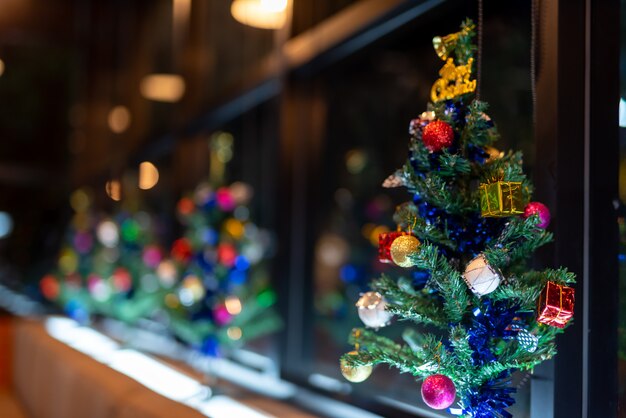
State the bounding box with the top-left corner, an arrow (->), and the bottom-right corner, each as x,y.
479,181 -> 524,217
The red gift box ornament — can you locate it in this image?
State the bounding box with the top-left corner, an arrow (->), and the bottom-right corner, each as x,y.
537,281 -> 575,328
378,231 -> 406,263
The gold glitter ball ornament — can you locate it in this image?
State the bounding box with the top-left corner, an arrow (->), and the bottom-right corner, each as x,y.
340,351 -> 373,383
390,235 -> 421,268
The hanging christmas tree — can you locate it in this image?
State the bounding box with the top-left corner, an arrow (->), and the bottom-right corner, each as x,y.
156,181 -> 282,356
340,20 -> 575,417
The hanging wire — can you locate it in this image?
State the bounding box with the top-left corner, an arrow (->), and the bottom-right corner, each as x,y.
476,0 -> 484,100
530,0 -> 538,127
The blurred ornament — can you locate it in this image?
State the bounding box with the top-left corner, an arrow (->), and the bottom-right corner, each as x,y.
142,245 -> 163,268
463,254 -> 501,296
88,275 -> 111,302
227,326 -> 243,340
382,173 -> 405,188
479,181 -> 525,217
97,220 -> 119,248
179,275 -> 205,305
378,231 -> 404,263
65,273 -> 82,289
121,219 -> 140,243
73,231 -> 93,254
216,187 -> 236,211
517,329 -> 538,353
40,275 -> 60,300
390,235 -> 421,268
112,267 -> 132,292
340,351 -> 373,383
157,260 -> 178,287
537,281 -> 574,328
422,120 -> 454,152
171,238 -> 193,263
523,202 -> 551,229
217,243 -> 237,267
177,197 -> 196,216
356,291 -> 393,329
201,336 -> 220,357
484,146 -> 503,162
58,248 -> 79,275
194,183 -> 214,206
65,299 -> 89,324
214,304 -> 233,325
229,182 -> 253,204
224,295 -> 242,315
70,188 -> 92,213
409,111 -> 436,136
224,218 -> 245,239
421,374 -> 456,410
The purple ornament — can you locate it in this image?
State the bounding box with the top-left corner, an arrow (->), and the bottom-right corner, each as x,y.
421,374 -> 456,410
523,201 -> 551,228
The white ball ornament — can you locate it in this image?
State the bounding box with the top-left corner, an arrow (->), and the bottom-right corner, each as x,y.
462,254 -> 502,296
356,291 -> 393,329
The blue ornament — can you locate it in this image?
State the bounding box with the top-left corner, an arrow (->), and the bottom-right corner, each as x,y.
452,373 -> 515,418
201,227 -> 218,246
228,270 -> 247,286
234,256 -> 250,271
65,299 -> 89,325
200,336 -> 220,357
340,264 -> 358,283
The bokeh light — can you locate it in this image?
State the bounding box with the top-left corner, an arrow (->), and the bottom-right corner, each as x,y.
107,105 -> 131,133
105,180 -> 122,201
0,212 -> 13,239
224,295 -> 242,315
231,0 -> 287,29
97,220 -> 120,248
345,149 -> 368,174
227,326 -> 242,340
140,74 -> 185,102
139,161 -> 159,190
70,188 -> 92,213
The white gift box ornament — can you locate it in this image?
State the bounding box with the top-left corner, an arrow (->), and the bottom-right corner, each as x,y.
462,254 -> 502,296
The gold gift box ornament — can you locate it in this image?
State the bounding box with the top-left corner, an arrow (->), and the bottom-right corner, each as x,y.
479,181 -> 525,217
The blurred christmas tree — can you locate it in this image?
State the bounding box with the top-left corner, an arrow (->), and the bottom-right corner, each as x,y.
340,20 -> 575,417
154,181 -> 282,356
40,191 -> 166,325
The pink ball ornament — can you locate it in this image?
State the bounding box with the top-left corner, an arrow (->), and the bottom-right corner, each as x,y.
523,201 -> 551,228
214,304 -> 233,326
421,374 -> 456,410
142,245 -> 163,268
216,187 -> 236,211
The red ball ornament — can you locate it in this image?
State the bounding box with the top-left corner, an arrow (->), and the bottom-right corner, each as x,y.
422,120 -> 454,152
421,374 -> 456,410
171,238 -> 193,263
523,201 -> 551,228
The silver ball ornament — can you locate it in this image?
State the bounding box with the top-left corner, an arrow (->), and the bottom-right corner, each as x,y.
356,291 -> 393,329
